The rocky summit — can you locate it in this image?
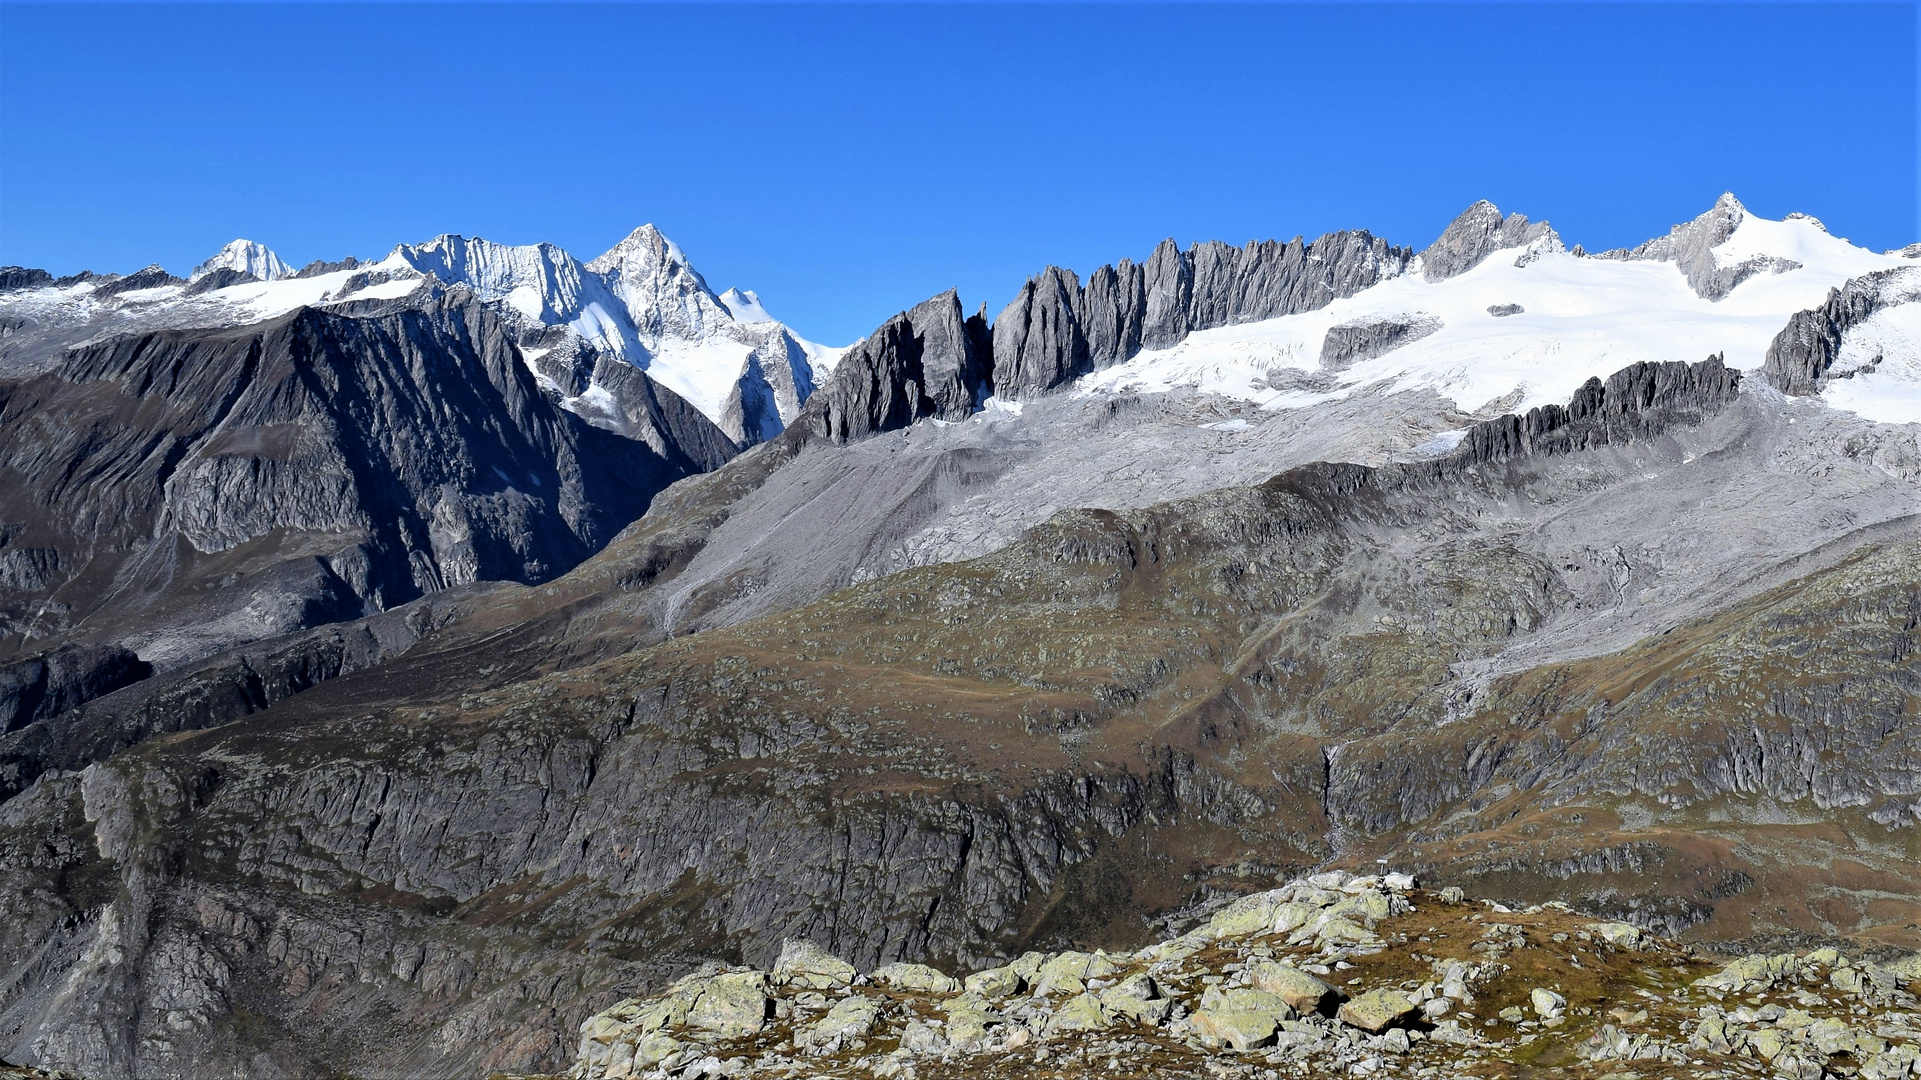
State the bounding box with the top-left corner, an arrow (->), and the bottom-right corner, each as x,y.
527,872 -> 1921,1080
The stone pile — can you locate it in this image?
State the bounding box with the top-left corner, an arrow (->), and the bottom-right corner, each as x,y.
536,872 -> 1921,1080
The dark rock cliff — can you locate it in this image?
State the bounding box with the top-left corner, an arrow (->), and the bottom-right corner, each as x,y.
801,290 -> 990,443
988,231 -> 1414,399
1762,269 -> 1910,395
1450,354 -> 1742,467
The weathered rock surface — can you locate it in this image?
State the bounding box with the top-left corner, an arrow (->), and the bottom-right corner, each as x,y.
1420,200 -> 1561,282
1763,267 -> 1921,394
989,230 -> 1414,397
0,288 -> 721,672
1319,313 -> 1442,370
1595,192 -> 1804,300
804,290 -> 990,443
546,872 -> 1921,1079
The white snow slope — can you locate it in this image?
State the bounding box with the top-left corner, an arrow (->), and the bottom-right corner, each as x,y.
1083,199 -> 1920,424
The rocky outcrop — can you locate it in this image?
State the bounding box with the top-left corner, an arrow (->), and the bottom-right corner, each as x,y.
181,268 -> 258,296
0,268 -> 53,293
557,871 -> 1921,1080
990,231 -> 1414,398
1762,268 -> 1919,394
0,645 -> 149,735
802,290 -> 991,443
1450,354 -> 1741,467
1319,314 -> 1441,371
90,265 -> 184,299
1420,201 -> 1560,282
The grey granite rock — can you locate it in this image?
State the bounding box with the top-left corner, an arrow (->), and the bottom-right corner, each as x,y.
0,288 -> 718,671
1450,354 -> 1741,467
992,267 -> 1088,398
0,644 -> 149,736
91,265 -> 185,299
182,268 -> 260,296
292,256 -> 362,278
989,230 -> 1414,398
1421,201 -> 1561,282
803,288 -> 990,442
1487,303 -> 1524,317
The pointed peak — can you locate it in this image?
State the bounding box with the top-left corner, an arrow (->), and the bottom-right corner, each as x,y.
1422,201 -> 1557,282
717,287 -> 774,323
191,239 -> 292,282
587,224 -> 690,274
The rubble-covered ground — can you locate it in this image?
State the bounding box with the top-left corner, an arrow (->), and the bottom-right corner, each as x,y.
520,872 -> 1921,1080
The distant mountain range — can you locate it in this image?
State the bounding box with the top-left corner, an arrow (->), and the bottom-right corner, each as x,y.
0,194 -> 1915,1080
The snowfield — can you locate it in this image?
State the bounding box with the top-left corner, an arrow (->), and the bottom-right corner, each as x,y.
1082,211 -> 1917,423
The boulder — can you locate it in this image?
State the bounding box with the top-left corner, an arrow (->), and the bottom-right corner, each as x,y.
961,964 -> 1023,999
898,1019 -> 948,1056
1188,1008 -> 1279,1051
871,962 -> 961,994
794,995 -> 881,1054
940,999 -> 1003,1051
685,971 -> 769,1038
1099,974 -> 1172,1026
1338,989 -> 1418,1033
772,939 -> 857,990
1530,988 -> 1566,1019
1247,961 -> 1336,1013
1044,992 -> 1111,1035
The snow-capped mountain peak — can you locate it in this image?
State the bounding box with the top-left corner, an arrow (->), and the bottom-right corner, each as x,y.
718,287 -> 775,324
190,239 -> 293,282
586,225 -> 733,347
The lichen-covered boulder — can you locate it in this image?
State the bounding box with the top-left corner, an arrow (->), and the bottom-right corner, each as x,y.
961,964 -> 1023,999
685,971 -> 769,1038
771,939 -> 857,990
1338,989 -> 1418,1033
871,962 -> 960,994
794,994 -> 882,1054
1188,1007 -> 1279,1051
1045,992 -> 1111,1035
940,997 -> 1004,1051
1248,960 -> 1335,1012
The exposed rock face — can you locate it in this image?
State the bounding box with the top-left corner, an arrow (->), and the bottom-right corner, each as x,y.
990,232 -> 1414,398
0,268 -> 53,294
1762,268 -> 1920,394
0,645 -> 148,735
0,288 -> 717,670
992,268 -> 1088,397
91,265 -> 184,299
181,268 -> 259,296
1451,354 -> 1741,465
1319,314 -> 1442,370
803,290 -> 990,442
1596,192 -> 1802,300
1420,201 -> 1561,282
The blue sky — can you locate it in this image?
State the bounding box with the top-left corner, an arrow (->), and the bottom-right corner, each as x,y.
1,3 -> 1914,343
